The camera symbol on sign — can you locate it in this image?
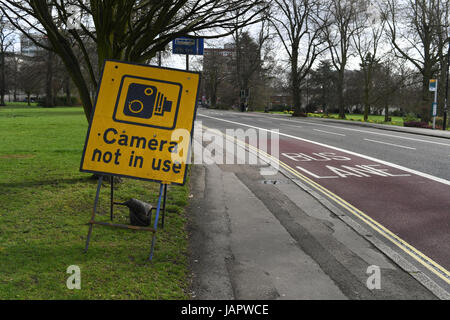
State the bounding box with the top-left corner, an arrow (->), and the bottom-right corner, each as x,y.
123,83 -> 172,119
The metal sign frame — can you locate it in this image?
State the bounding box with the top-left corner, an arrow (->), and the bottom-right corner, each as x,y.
80,60 -> 200,261
84,176 -> 167,261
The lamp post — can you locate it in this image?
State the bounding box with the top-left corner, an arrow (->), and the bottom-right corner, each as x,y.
443,41 -> 449,131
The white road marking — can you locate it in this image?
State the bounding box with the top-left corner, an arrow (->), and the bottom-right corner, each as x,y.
250,114 -> 450,147
314,129 -> 346,136
364,139 -> 416,150
197,113 -> 450,186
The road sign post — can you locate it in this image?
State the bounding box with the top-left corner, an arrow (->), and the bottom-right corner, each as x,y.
80,60 -> 201,260
444,44 -> 450,131
429,79 -> 438,129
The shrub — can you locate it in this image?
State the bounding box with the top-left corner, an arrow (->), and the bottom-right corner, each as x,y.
403,121 -> 431,128
403,112 -> 420,123
434,117 -> 446,129
37,96 -> 79,107
391,109 -> 404,117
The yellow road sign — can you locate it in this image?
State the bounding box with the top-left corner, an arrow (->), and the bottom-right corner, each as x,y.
80,60 -> 201,185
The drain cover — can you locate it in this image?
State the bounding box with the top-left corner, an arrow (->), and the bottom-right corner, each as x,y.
261,180 -> 284,185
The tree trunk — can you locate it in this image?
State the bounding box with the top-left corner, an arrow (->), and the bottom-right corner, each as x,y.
211,84 -> 217,108
363,67 -> 372,122
291,79 -> 302,116
337,68 -> 345,119
65,75 -> 71,106
363,86 -> 370,122
421,73 -> 432,123
291,50 -> 302,117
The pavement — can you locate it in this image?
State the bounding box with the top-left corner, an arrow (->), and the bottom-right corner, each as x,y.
186,122 -> 442,300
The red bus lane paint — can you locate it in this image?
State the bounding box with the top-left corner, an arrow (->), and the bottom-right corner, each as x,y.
276,137 -> 450,275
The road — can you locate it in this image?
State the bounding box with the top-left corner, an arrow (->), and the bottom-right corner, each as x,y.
195,108 -> 450,293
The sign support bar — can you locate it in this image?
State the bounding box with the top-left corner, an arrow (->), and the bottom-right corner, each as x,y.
83,175 -> 168,261
149,183 -> 164,261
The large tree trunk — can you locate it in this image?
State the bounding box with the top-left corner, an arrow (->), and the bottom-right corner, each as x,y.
421,70 -> 432,123
65,75 -> 71,106
291,50 -> 302,117
210,83 -> 217,108
291,78 -> 302,116
337,68 -> 345,119
363,67 -> 372,122
384,104 -> 389,122
363,84 -> 370,121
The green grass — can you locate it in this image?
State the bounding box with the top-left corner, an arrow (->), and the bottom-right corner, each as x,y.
255,110 -> 292,115
0,103 -> 191,299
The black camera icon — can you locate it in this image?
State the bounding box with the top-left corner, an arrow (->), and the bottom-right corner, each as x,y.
123,83 -> 172,119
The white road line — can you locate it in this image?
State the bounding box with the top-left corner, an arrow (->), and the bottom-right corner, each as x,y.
314,129 -> 346,136
364,139 -> 416,150
250,114 -> 450,147
197,113 -> 450,186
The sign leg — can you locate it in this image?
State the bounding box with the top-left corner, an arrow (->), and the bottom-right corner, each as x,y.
84,176 -> 103,253
110,176 -> 114,221
148,183 -> 164,261
161,183 -> 167,228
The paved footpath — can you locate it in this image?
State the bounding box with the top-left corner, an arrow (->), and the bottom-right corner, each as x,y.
187,129 -> 440,299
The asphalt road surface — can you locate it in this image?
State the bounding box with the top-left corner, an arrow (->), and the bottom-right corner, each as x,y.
196,108 -> 450,292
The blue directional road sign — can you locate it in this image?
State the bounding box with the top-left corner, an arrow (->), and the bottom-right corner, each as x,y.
429,79 -> 437,91
172,37 -> 204,55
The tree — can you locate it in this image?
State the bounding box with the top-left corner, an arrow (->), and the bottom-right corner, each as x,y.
18,56 -> 45,105
308,59 -> 337,114
371,59 -> 413,121
384,0 -> 450,122
229,5 -> 272,111
324,0 -> 364,119
232,31 -> 269,111
352,0 -> 386,121
5,49 -> 20,101
1,0 -> 268,121
270,0 -> 328,116
0,12 -> 15,106
202,45 -> 230,108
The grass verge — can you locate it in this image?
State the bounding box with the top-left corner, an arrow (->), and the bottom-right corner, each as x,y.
307,113 -> 404,126
0,103 -> 190,299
